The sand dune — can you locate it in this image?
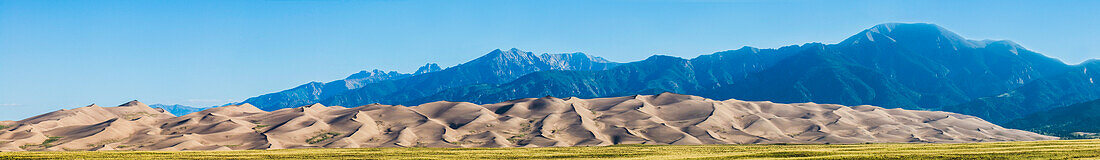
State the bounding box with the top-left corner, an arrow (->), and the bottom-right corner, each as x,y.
0,93 -> 1054,151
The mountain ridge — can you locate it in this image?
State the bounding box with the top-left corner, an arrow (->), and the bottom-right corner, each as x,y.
414,63 -> 443,75
208,23 -> 1079,126
406,23 -> 1069,117
241,63 -> 445,111
319,49 -> 622,108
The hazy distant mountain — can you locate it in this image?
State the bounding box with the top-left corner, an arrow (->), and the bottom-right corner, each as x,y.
320,49 -> 622,108
1005,98 -> 1100,139
943,60 -> 1100,124
416,23 -> 1070,112
241,63 -> 438,111
149,104 -> 206,116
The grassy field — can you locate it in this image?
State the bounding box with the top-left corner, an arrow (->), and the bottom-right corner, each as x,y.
2,139 -> 1100,160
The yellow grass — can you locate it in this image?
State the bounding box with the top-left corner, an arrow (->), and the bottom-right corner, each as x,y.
2,139 -> 1100,160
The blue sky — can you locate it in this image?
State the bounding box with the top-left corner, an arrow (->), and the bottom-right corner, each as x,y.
1,0 -> 1097,120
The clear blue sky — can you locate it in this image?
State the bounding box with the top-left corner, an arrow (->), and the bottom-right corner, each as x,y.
1,0 -> 1097,120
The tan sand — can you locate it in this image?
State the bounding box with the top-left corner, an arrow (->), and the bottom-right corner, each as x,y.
0,93 -> 1055,151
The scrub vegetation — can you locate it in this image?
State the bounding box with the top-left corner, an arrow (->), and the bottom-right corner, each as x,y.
2,139 -> 1100,159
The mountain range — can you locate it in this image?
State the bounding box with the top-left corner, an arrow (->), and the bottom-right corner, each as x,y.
242,49 -> 622,111
5,22 -> 1097,152
239,65 -> 437,111
149,104 -> 208,116
105,23 -> 1096,143
0,94 -> 1052,151
230,23 -> 1099,127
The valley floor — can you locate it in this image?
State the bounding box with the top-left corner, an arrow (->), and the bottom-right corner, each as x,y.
1,139 -> 1099,160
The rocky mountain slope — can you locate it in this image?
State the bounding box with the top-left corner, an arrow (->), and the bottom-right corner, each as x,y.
241,70 -> 411,111
241,64 -> 437,111
233,23 -> 1076,126
711,24 -> 1068,110
414,45 -> 806,105
1005,98 -> 1100,139
417,23 -> 1069,115
943,60 -> 1100,124
321,49 -> 622,107
242,49 -> 621,111
0,93 -> 1053,151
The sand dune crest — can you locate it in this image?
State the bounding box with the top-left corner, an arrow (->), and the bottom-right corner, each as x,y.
0,94 -> 1054,151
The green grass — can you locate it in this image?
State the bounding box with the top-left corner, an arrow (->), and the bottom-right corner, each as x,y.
2,139 -> 1100,159
18,136 -> 63,151
252,125 -> 270,133
42,136 -> 62,144
305,132 -> 341,144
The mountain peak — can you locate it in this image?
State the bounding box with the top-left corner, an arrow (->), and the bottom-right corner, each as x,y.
471,48 -> 539,63
346,69 -> 397,79
414,63 -> 442,75
737,46 -> 760,52
865,23 -> 948,35
840,23 -> 975,48
642,54 -> 688,63
539,52 -> 613,64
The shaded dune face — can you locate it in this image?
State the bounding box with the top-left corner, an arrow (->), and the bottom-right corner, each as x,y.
0,93 -> 1054,151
